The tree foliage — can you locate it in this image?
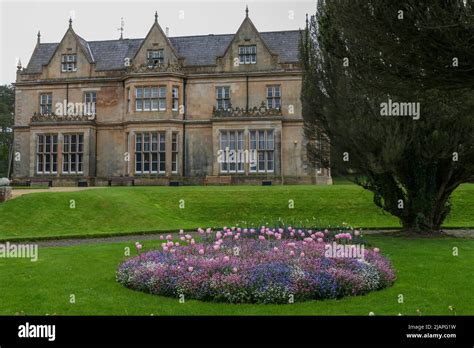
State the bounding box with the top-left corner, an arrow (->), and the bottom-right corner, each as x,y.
0,84 -> 15,177
300,0 -> 474,232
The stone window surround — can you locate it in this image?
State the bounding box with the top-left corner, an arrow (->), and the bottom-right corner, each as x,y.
218,128 -> 275,175
30,130 -> 90,177
126,129 -> 181,177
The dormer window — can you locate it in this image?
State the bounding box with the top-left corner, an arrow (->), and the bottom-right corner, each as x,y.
239,45 -> 256,64
147,49 -> 164,67
61,54 -> 77,72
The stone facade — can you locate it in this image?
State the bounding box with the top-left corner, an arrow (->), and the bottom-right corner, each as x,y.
13,11 -> 332,186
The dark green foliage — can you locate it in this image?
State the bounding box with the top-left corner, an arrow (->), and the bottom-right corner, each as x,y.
300,0 -> 474,232
0,84 -> 15,177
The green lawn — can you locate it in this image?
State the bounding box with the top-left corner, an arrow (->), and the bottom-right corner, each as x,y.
0,184 -> 473,241
0,235 -> 472,315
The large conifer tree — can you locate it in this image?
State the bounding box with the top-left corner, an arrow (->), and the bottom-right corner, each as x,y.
300,0 -> 474,233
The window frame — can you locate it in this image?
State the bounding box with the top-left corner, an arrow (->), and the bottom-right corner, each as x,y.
36,134 -> 58,174
135,131 -> 166,175
172,86 -> 179,112
219,129 -> 245,174
238,45 -> 257,64
216,86 -> 231,110
147,49 -> 164,67
266,85 -> 281,110
61,54 -> 78,72
39,93 -> 53,115
171,132 -> 178,174
249,129 -> 274,174
83,91 -> 97,116
62,133 -> 84,174
135,87 -> 161,112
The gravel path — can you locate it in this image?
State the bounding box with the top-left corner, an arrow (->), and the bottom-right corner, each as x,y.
12,186 -> 105,199
18,228 -> 474,248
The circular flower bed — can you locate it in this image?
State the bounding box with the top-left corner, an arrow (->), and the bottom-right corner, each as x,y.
117,226 -> 396,304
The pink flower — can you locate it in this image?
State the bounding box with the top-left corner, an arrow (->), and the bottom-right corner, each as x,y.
273,247 -> 279,251
175,242 -> 180,246
232,267 -> 238,273
136,244 -> 142,250
159,235 -> 164,240
223,256 -> 230,262
289,250 -> 295,256
213,245 -> 220,251
354,230 -> 360,236
198,249 -> 204,255
188,267 -> 194,272
166,234 -> 172,240
300,252 -> 305,257
180,236 -> 186,241
317,238 -> 323,243
163,246 -> 169,252
179,229 -> 184,235
258,235 -> 266,241
373,248 -> 380,253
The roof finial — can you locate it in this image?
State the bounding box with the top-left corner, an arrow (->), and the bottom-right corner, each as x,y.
118,17 -> 124,40
155,11 -> 158,23
37,30 -> 41,44
17,58 -> 22,71
69,17 -> 73,28
245,5 -> 249,17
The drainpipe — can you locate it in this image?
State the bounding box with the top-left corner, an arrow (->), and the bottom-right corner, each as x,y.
246,75 -> 249,112
280,127 -> 284,185
182,77 -> 187,177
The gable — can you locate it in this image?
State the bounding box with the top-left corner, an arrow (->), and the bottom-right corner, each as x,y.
41,27 -> 94,78
131,21 -> 180,69
218,16 -> 278,71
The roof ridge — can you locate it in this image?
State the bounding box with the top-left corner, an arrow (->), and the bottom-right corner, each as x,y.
40,29 -> 300,46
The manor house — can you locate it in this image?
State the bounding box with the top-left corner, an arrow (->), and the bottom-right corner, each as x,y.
13,8 -> 332,186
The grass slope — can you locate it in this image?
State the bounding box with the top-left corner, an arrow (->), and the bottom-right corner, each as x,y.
0,184 -> 473,240
0,235 -> 472,315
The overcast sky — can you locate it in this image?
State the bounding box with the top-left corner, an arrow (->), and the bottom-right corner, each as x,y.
0,0 -> 316,84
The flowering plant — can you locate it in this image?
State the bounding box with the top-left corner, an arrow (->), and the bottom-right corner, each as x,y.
117,226 -> 395,304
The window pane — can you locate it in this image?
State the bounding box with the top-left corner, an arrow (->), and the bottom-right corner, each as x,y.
144,88 -> 151,98
267,130 -> 274,150
143,99 -> 151,111
258,131 -> 265,149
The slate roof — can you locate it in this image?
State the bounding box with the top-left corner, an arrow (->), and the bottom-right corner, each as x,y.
25,30 -> 301,73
